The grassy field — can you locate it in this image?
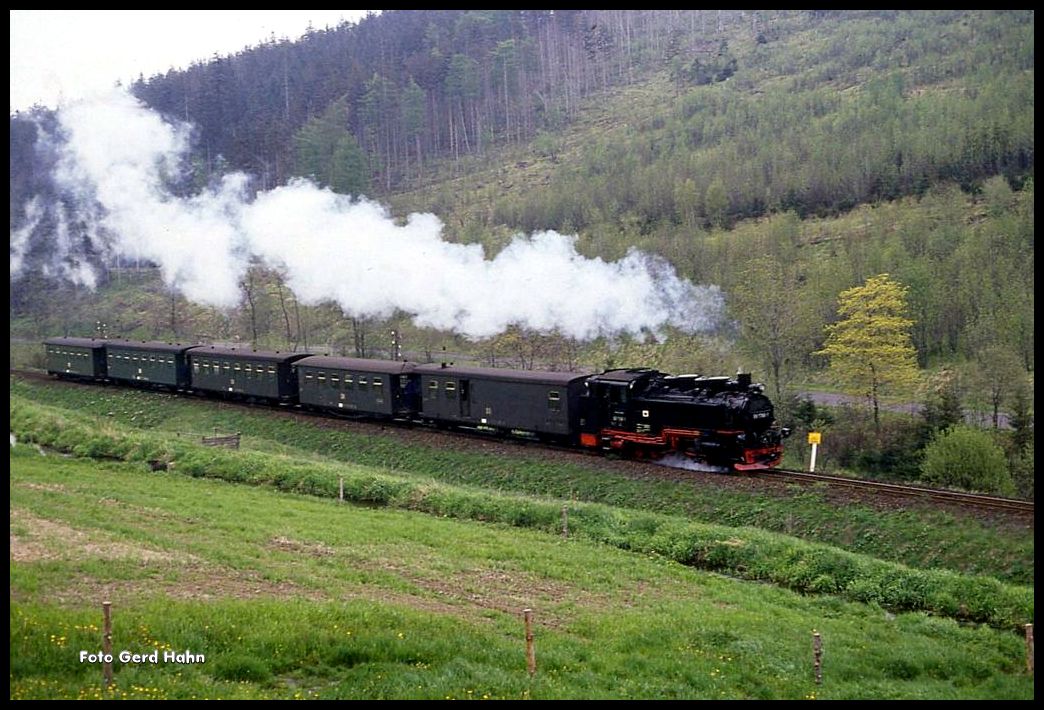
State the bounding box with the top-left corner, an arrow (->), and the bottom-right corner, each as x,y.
9,448 -> 1034,700
10,376 -> 1034,587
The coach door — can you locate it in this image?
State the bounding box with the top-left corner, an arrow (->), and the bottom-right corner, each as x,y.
459,379 -> 471,417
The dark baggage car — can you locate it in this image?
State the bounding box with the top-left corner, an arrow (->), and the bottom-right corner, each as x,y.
295,356 -> 418,417
43,337 -> 108,379
104,340 -> 197,388
187,346 -> 308,402
414,363 -> 589,440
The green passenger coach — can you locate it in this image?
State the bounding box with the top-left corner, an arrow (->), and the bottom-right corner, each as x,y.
295,356 -> 418,417
187,346 -> 308,401
104,340 -> 197,388
43,337 -> 108,379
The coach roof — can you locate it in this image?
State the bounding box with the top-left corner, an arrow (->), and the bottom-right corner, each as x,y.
296,356 -> 417,374
103,340 -> 198,353
414,363 -> 590,386
44,337 -> 107,349
187,346 -> 308,363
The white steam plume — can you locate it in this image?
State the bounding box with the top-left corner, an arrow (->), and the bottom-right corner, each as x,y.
15,89 -> 724,340
654,453 -> 729,473
54,91 -> 249,305
9,196 -> 42,276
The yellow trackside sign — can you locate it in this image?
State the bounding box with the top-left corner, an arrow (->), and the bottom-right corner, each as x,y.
807,432 -> 822,445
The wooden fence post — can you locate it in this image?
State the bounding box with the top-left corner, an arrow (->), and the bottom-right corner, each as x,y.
339,476 -> 344,504
523,608 -> 536,677
1026,623 -> 1034,675
561,505 -> 568,538
812,631 -> 822,685
102,601 -> 113,688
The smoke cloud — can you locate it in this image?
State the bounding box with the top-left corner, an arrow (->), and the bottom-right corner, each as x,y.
12,89 -> 724,341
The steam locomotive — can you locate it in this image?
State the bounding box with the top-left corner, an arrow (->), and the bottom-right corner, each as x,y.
44,337 -> 789,470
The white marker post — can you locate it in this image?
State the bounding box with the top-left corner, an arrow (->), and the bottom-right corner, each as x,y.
808,432 -> 821,472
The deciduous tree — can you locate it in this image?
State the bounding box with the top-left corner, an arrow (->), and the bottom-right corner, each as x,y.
731,256 -> 811,403
816,274 -> 920,428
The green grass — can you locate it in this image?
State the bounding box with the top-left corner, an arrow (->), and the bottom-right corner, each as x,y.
9,391 -> 1033,630
9,449 -> 1034,699
10,375 -> 1034,587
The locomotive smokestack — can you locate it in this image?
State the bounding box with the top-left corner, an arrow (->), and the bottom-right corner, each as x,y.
737,372 -> 752,388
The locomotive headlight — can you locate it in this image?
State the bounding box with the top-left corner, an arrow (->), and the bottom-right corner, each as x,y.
781,427 -> 792,438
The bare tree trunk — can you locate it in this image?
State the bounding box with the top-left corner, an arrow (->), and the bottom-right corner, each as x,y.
870,367 -> 880,430
294,298 -> 306,352
275,278 -> 294,349
350,317 -> 370,358
241,271 -> 259,348
169,288 -> 179,339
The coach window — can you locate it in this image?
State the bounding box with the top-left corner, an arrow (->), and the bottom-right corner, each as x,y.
267,366 -> 276,378
445,381 -> 457,399
331,375 -> 340,389
373,377 -> 383,390
345,375 -> 354,388
548,391 -> 561,412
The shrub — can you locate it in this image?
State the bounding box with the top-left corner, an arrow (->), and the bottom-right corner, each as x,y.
920,426 -> 1015,495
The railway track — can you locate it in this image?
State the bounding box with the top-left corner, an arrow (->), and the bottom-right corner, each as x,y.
11,367 -> 1034,517
752,468 -> 1034,514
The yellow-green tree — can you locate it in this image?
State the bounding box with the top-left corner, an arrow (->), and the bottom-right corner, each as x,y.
816,274 -> 920,428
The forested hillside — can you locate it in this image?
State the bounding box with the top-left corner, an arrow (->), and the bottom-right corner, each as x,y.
9,10 -> 1034,488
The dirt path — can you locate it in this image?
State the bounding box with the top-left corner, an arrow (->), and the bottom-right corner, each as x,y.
796,390 -> 1012,429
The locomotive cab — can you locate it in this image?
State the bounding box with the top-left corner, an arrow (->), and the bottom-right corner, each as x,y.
580,369 -> 659,444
